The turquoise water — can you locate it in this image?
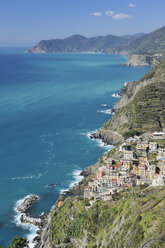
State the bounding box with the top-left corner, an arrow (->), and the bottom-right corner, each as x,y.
0,49 -> 149,246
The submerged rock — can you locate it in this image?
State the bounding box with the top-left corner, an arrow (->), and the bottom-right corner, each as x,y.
44,184 -> 56,189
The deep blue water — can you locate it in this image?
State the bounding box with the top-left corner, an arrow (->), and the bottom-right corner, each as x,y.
0,49 -> 149,246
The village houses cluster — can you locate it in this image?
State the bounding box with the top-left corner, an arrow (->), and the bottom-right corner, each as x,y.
84,131 -> 165,201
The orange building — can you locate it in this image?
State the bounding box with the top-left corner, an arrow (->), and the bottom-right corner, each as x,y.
58,201 -> 64,207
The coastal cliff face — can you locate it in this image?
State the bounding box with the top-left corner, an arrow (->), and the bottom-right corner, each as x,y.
96,60 -> 165,143
38,186 -> 165,248
113,80 -> 137,111
27,42 -> 47,53
36,215 -> 52,248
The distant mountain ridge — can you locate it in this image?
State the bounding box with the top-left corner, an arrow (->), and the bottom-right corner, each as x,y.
27,27 -> 165,55
27,26 -> 165,66
122,33 -> 146,39
27,34 -> 133,54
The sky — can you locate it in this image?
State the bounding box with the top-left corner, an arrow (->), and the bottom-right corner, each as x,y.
0,0 -> 165,46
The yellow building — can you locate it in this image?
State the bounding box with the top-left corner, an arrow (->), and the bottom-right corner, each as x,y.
123,161 -> 133,170
133,165 -> 139,176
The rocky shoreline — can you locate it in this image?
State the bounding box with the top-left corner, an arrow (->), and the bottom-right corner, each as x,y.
14,195 -> 47,248
90,128 -> 123,145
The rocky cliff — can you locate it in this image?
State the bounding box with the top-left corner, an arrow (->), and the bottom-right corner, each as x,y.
91,129 -> 123,145
36,215 -> 52,248
125,54 -> 163,67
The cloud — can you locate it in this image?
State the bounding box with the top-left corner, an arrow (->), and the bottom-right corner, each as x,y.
91,10 -> 132,20
105,10 -> 114,16
113,13 -> 132,20
91,12 -> 102,16
129,3 -> 136,8
105,10 -> 132,20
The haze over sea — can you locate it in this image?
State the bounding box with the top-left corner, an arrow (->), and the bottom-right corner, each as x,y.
0,49 -> 149,246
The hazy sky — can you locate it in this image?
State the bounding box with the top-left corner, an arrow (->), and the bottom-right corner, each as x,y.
0,0 -> 165,46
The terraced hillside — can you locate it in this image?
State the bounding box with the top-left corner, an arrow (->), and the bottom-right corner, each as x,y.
99,60 -> 165,141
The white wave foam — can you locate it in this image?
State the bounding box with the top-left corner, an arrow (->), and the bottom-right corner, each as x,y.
59,188 -> 70,194
101,104 -> 108,107
96,139 -> 112,150
112,93 -> 120,98
27,231 -> 39,248
59,169 -> 84,194
86,130 -> 97,139
10,173 -> 43,181
69,169 -> 84,188
87,130 -> 113,152
97,109 -> 112,115
13,195 -> 40,248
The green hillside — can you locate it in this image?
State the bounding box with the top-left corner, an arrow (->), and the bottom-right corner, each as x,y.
123,26 -> 165,55
48,186 -> 165,248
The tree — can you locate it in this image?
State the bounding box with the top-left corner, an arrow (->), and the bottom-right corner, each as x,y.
8,236 -> 29,248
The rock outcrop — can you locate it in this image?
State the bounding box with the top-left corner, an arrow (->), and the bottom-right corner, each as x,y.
91,129 -> 123,145
17,195 -> 39,214
125,54 -> 163,67
15,195 -> 44,247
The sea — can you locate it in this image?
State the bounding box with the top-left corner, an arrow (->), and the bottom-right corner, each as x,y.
0,48 -> 149,247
